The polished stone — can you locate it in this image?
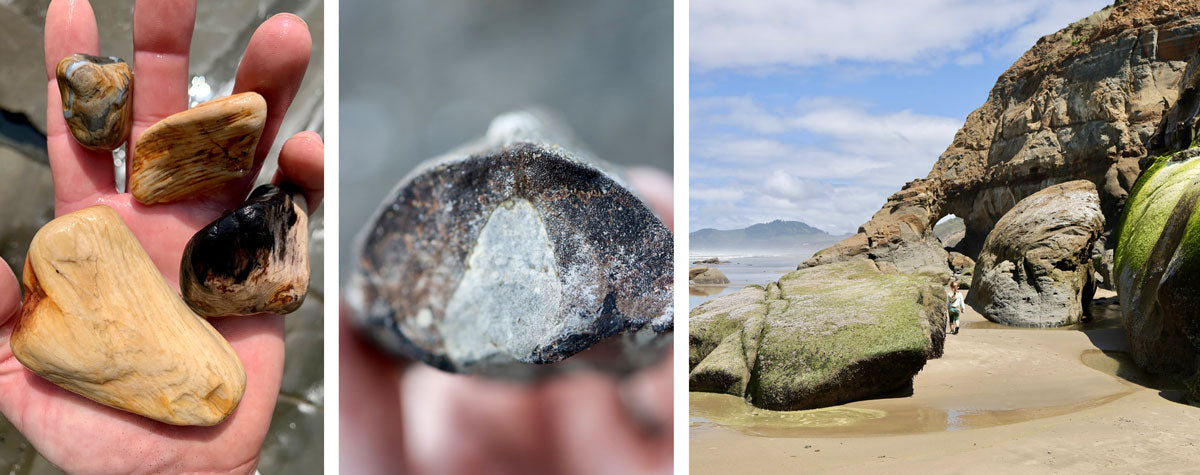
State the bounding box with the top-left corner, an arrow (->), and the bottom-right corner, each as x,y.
12,206 -> 246,426
130,92 -> 266,205
55,54 -> 132,151
181,184 -> 310,317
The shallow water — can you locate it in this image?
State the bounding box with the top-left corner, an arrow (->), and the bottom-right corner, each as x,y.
689,384 -> 1137,438
688,253 -> 817,309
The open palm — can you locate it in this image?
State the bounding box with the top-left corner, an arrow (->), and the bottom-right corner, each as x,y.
0,0 -> 323,472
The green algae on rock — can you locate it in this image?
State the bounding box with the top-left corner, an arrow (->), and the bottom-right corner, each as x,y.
1114,147 -> 1200,394
689,259 -> 946,410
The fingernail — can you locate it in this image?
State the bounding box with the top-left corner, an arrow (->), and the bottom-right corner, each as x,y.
275,12 -> 308,30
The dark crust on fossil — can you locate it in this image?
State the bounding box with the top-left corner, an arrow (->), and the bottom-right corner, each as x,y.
353,142 -> 673,373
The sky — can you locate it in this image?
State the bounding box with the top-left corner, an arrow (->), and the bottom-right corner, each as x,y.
689,0 -> 1113,234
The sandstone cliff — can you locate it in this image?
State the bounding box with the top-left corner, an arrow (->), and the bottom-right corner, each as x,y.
805,0 -> 1200,272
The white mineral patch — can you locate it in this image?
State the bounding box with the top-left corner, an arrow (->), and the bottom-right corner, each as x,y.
442,198 -> 564,365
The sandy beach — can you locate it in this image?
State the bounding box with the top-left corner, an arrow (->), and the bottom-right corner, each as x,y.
690,289 -> 1200,473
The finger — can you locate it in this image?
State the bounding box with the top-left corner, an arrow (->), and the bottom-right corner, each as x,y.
205,313 -> 284,454
620,348 -> 673,436
227,13 -> 312,201
44,0 -> 117,203
400,366 -> 546,474
128,0 -> 195,179
541,374 -> 667,474
339,302 -> 409,475
0,260 -> 20,329
272,131 -> 324,211
627,167 -> 674,231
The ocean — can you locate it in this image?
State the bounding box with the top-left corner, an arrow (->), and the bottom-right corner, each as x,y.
689,247 -> 828,310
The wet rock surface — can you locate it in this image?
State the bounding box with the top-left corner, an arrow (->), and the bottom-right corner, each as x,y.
967,181 -> 1105,327
130,92 -> 266,205
689,267 -> 730,285
12,206 -> 246,426
947,251 -> 975,288
349,114 -> 673,378
182,184 -> 310,317
689,259 -> 946,410
1114,147 -> 1200,404
55,54 -> 132,151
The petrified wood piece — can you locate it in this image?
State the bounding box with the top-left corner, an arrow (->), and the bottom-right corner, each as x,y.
130,92 -> 266,205
56,54 -> 133,151
181,184 -> 310,317
348,111 -> 673,378
11,206 -> 246,426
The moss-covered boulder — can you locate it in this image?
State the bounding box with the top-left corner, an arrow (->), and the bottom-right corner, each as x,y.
688,259 -> 946,410
1114,148 -> 1200,396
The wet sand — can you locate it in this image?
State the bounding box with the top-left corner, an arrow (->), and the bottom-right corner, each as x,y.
690,289 -> 1200,473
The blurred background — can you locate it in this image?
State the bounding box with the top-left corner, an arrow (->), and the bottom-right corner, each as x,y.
339,0 -> 673,271
0,0 -> 323,473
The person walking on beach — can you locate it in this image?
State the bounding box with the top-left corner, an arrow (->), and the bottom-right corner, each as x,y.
947,280 -> 964,335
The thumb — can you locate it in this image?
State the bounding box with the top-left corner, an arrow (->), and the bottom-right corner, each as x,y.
0,260 -> 20,328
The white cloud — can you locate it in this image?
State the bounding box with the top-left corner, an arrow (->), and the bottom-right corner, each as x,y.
955,52 -> 984,66
690,97 -> 961,233
690,0 -> 1111,70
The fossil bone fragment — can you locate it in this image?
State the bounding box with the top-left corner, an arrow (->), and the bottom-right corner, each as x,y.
348,111 -> 673,378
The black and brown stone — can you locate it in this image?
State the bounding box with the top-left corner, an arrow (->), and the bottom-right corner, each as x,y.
181,184 -> 309,317
56,54 -> 133,151
348,114 -> 673,378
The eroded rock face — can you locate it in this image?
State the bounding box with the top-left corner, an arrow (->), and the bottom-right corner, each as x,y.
1114,148 -> 1200,395
689,259 -> 946,410
967,181 -> 1105,327
11,206 -> 246,426
55,54 -> 133,151
181,184 -> 310,317
947,251 -> 975,288
348,112 -> 673,378
130,92 -> 266,205
689,266 -> 730,285
805,1 -> 1200,274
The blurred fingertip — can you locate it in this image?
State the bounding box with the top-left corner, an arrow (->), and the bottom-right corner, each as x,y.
0,260 -> 21,327
272,12 -> 309,31
627,166 -> 674,230
292,130 -> 323,146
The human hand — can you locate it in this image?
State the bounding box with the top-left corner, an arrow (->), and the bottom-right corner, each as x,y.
340,167 -> 674,475
0,0 -> 322,472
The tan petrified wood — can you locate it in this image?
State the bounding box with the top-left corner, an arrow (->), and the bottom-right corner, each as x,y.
130,92 -> 267,205
11,206 -> 246,426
